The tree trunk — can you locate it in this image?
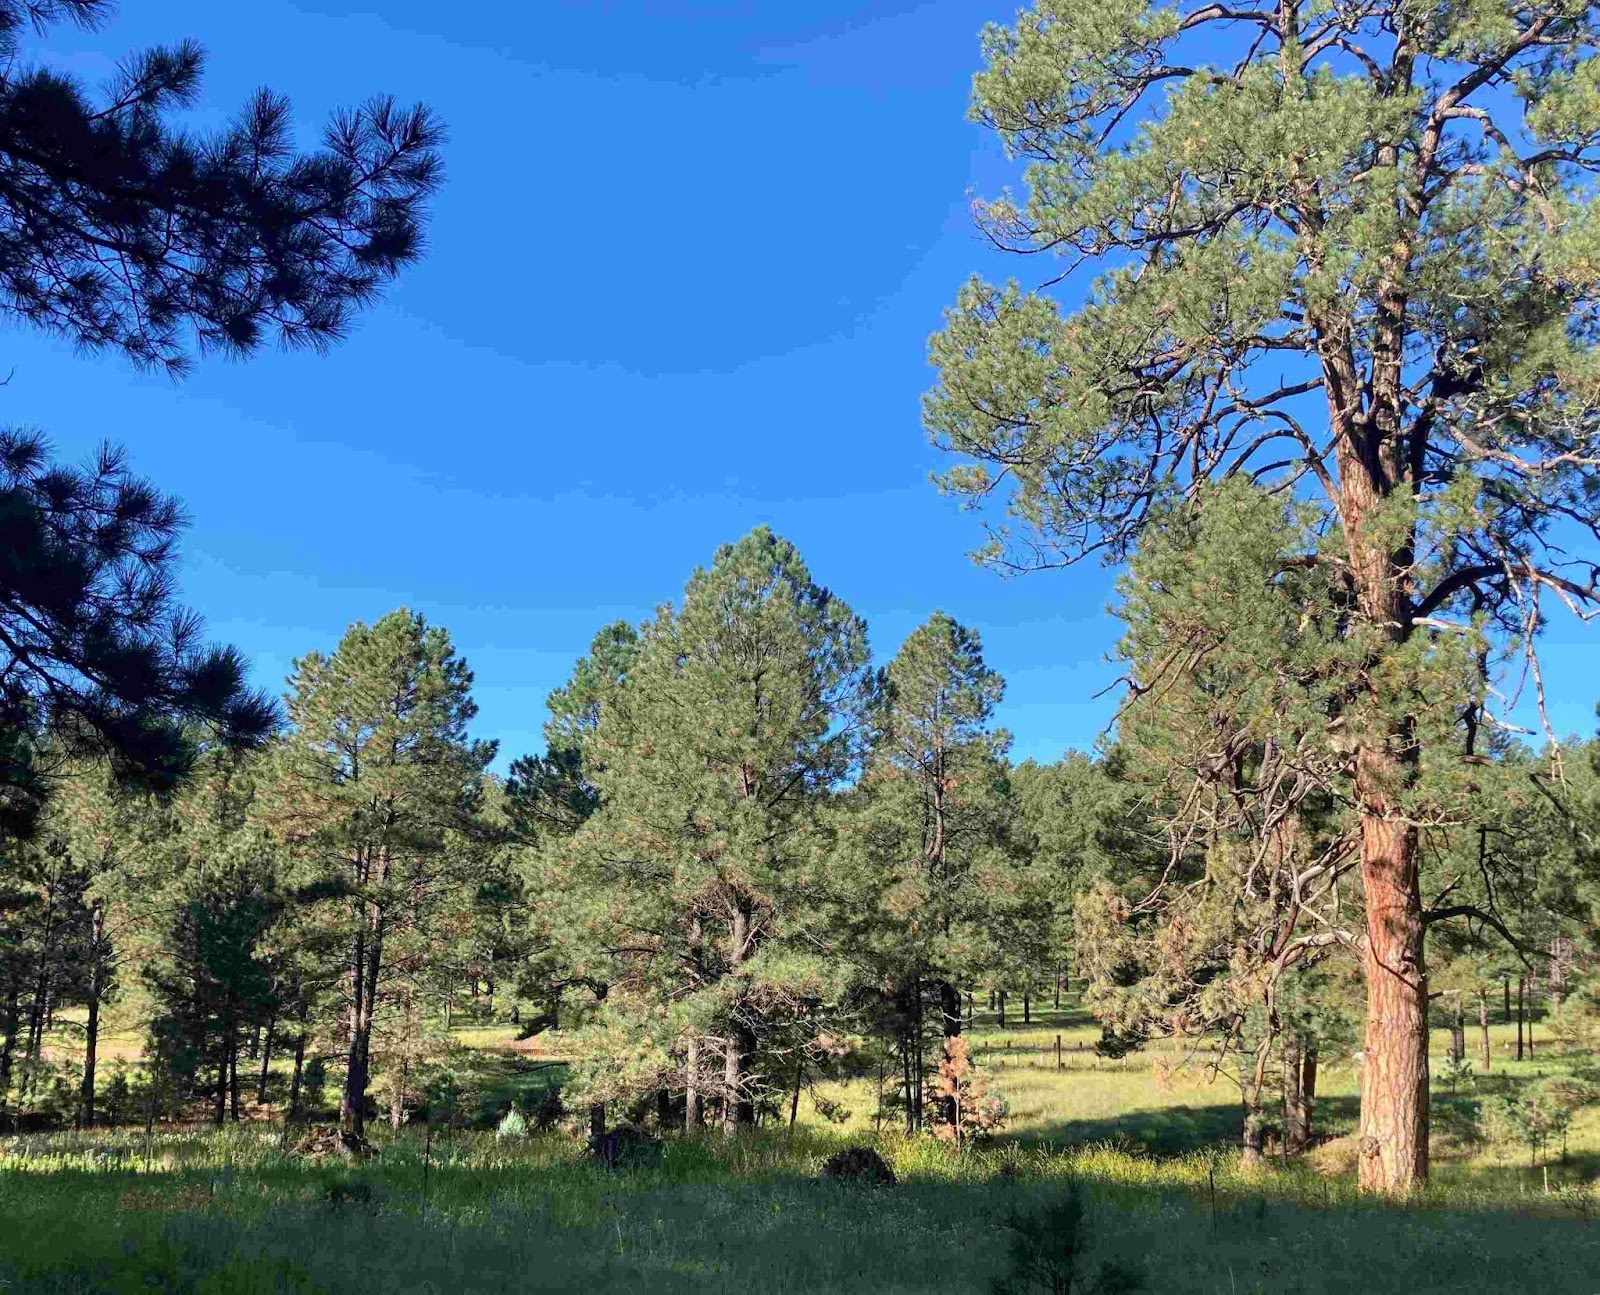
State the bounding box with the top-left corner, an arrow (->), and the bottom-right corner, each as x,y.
1478,990 -> 1491,1072
787,1060 -> 802,1133
996,990 -> 1006,1030
685,1036 -> 701,1128
1282,1033 -> 1307,1157
1022,990 -> 1030,1024
257,1015 -> 275,1106
80,901 -> 106,1127
1240,1066 -> 1264,1169
341,899 -> 385,1144
0,972 -> 19,1107
901,1033 -> 915,1135
389,1064 -> 407,1129
289,1029 -> 306,1119
1301,1042 -> 1318,1145
214,1037 -> 228,1127
721,901 -> 755,1135
1516,977 -> 1525,1061
1449,1005 -> 1465,1064
911,975 -> 924,1132
229,1018 -> 242,1122
939,980 -> 961,1039
1504,976 -> 1511,1024
1355,793 -> 1428,1193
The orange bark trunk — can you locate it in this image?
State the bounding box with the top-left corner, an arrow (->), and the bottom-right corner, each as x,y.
1356,785 -> 1428,1193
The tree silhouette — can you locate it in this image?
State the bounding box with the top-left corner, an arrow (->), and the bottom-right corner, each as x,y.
0,0 -> 443,373
0,429 -> 276,837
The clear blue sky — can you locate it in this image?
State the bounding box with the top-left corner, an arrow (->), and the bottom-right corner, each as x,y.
5,2 -> 1595,768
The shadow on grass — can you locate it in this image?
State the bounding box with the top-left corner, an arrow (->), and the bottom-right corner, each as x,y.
1010,1095 -> 1361,1158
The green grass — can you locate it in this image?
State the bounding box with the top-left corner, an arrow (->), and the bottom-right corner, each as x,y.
3,1126 -> 1600,1293
7,1002 -> 1600,1292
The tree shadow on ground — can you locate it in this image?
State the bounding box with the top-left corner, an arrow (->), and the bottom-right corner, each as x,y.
1011,1095 -> 1363,1158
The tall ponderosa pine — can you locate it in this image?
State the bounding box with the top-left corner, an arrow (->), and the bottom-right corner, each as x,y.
927,2 -> 1600,1192
851,613 -> 1011,1128
265,610 -> 493,1143
570,528 -> 872,1132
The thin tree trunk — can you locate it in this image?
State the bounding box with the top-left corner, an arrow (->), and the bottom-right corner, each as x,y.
912,975 -> 924,1133
1516,977 -> 1525,1061
996,990 -> 1006,1030
289,1028 -> 306,1119
1479,990 -> 1491,1072
1301,1042 -> 1318,1146
214,1034 -> 228,1127
1022,990 -> 1030,1025
1504,976 -> 1511,1023
788,1058 -> 803,1132
257,1014 -> 275,1106
1449,1004 -> 1465,1064
901,1033 -> 914,1135
229,1017 -> 242,1122
685,1036 -> 701,1128
0,972 -> 19,1106
80,901 -> 106,1127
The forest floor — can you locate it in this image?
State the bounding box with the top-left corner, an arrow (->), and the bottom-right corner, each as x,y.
4,1003 -> 1599,1293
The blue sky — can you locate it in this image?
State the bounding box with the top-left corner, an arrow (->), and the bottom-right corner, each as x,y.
6,1 -> 1595,768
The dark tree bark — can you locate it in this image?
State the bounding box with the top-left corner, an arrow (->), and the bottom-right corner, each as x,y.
289,1028 -> 307,1119
340,888 -> 386,1144
213,1037 -> 228,1127
1516,977 -> 1525,1062
1282,1033 -> 1307,1157
229,1017 -> 242,1122
79,900 -> 107,1127
0,972 -> 19,1105
256,1015 -> 275,1106
1478,991 -> 1491,1072
939,980 -> 962,1039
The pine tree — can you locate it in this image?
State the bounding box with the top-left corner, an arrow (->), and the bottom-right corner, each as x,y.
0,1 -> 442,373
927,3 -> 1600,1191
568,528 -> 873,1132
262,610 -> 493,1144
848,612 -> 1012,1129
0,434 -> 276,840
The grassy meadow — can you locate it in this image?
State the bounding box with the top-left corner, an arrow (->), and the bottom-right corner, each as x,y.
5,998 -> 1600,1293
